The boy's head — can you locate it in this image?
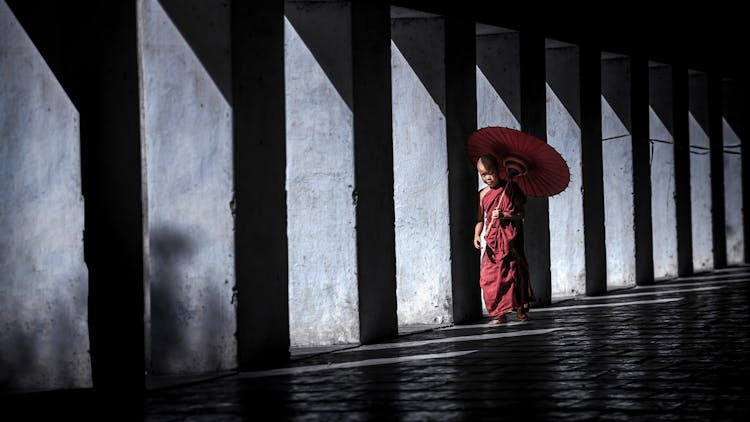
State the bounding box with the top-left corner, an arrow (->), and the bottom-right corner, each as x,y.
477,153 -> 499,172
477,154 -> 500,187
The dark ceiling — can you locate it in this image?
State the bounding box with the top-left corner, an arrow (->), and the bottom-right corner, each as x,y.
392,1 -> 746,82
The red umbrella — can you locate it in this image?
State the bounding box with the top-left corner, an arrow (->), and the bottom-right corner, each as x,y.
466,126 -> 570,197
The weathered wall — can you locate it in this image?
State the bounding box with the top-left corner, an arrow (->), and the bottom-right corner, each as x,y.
649,63 -> 679,279
139,0 -> 237,373
391,13 -> 453,325
601,56 -> 636,289
723,117 -> 744,264
688,71 -> 714,272
0,0 -> 90,390
546,43 -> 586,298
285,1 -> 359,345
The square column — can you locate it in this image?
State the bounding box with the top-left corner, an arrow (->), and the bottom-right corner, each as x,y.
708,73 -> 727,268
519,31 -> 552,304
673,66 -> 694,276
445,16 -> 480,323
630,55 -> 655,285
352,0 -> 398,342
232,0 -> 290,367
579,45 -> 607,295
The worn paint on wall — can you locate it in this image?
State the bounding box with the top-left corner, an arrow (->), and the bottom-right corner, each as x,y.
284,8 -> 359,346
391,17 -> 453,326
688,112 -> 714,271
601,95 -> 636,289
139,0 -> 237,373
546,78 -> 586,298
0,1 -> 91,390
723,118 -> 744,264
649,106 -> 679,278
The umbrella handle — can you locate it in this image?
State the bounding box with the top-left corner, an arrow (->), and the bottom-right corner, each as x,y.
484,180 -> 509,243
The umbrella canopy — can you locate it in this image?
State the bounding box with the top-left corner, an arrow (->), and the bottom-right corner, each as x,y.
466,126 -> 570,197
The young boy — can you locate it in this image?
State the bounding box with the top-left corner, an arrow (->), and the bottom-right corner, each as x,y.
473,154 -> 533,324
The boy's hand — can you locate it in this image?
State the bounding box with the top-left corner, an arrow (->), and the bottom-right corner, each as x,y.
473,234 -> 481,249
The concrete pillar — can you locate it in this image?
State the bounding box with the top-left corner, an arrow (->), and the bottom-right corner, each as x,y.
648,63 -> 679,279
545,40 -> 587,298
601,54 -> 636,290
722,79 -> 746,265
232,0 -> 290,368
520,31 -> 552,305
580,45 -> 607,295
708,73 -> 727,268
391,8 -> 452,325
673,66 -> 694,276
630,56 -> 655,285
0,1 -> 90,391
138,0 -> 236,374
445,16 -> 480,323
688,70 -> 713,272
351,0 -> 398,342
285,1 -> 359,345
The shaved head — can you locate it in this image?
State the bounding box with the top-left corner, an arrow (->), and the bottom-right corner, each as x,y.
478,154 -> 499,172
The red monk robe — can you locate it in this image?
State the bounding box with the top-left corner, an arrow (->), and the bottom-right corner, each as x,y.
480,180 -> 533,318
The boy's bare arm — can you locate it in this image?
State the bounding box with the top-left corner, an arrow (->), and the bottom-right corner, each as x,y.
473,191 -> 485,249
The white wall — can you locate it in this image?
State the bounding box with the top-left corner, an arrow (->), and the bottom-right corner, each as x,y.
284,5 -> 360,346
0,1 -> 91,390
139,0 -> 237,373
392,16 -> 453,325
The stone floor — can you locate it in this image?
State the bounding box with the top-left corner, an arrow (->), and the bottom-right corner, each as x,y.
4,265 -> 750,421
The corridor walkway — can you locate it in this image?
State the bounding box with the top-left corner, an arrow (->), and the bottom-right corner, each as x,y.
143,265 -> 750,421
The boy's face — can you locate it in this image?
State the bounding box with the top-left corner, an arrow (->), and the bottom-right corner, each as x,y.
477,161 -> 499,188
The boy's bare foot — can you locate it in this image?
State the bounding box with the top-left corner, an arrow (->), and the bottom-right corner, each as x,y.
516,308 -> 529,321
488,314 -> 507,325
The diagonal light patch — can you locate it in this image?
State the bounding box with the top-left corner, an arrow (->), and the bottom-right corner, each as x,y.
238,350 -> 477,379
390,37 -> 452,327
546,81 -> 586,297
530,297 -> 681,312
722,116 -> 745,264
284,14 -> 359,346
648,105 -> 673,145
440,321 -> 528,330
576,285 -> 723,300
675,271 -> 750,281
476,65 -> 520,129
476,65 -> 519,192
601,94 -> 635,288
335,327 -> 571,353
640,278 -> 750,290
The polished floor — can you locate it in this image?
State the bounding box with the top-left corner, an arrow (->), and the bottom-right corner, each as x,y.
5,265 -> 750,421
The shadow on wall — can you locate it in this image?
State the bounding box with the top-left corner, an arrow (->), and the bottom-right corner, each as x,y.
157,0 -> 232,104
284,0 -> 354,109
149,225 -> 226,375
0,294 -> 87,392
545,43 -> 581,127
391,14 -> 446,115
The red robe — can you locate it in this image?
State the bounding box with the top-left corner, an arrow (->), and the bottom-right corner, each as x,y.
480,181 -> 533,317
